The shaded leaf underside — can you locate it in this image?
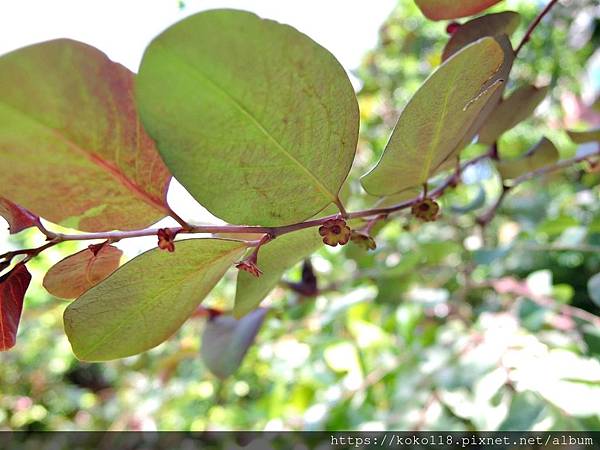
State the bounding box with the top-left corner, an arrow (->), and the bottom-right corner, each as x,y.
361,38 -> 505,196
495,137 -> 559,180
478,84 -> 549,145
201,308 -> 268,379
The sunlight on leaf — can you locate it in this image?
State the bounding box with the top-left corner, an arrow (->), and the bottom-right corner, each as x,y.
136,9 -> 359,226
0,40 -> 171,231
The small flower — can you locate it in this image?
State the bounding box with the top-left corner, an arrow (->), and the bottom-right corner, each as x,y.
157,228 -> 177,252
350,231 -> 377,251
411,198 -> 440,222
319,218 -> 352,247
236,260 -> 262,278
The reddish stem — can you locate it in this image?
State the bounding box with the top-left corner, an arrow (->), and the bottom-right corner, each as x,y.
514,0 -> 559,56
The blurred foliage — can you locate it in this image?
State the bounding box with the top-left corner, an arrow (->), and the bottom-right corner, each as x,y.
1,0 -> 600,431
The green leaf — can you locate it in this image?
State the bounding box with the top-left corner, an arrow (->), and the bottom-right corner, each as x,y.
0,40 -> 171,232
567,128 -> 600,144
478,84 -> 549,145
415,0 -> 503,20
495,137 -> 559,180
200,308 -> 267,379
442,12 -> 520,61
361,38 -> 504,196
432,36 -> 514,177
136,9 -> 359,226
233,228 -> 322,318
64,239 -> 247,361
374,188 -> 422,208
588,273 -> 600,308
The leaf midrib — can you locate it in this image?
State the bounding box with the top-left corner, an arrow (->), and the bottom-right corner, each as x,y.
154,44 -> 338,203
417,64 -> 461,184
0,101 -> 167,214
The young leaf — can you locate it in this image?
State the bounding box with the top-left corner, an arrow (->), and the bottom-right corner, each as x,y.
361,38 -> 504,196
43,244 -> 123,299
588,273 -> 600,308
0,264 -> 31,351
0,40 -> 171,232
495,137 -> 559,180
0,198 -> 38,234
200,308 -> 268,379
415,0 -> 503,20
478,85 -> 549,145
136,9 -> 359,226
233,229 -> 322,318
442,12 -> 520,61
64,239 -> 247,361
567,128 -> 600,144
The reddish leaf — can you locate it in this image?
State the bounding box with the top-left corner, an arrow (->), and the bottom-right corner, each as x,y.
441,12 -> 520,62
43,244 -> 123,299
0,39 -> 171,232
0,197 -> 38,234
415,0 -> 504,20
0,264 -> 31,351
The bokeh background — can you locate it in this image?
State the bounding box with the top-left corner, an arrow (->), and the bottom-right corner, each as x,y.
1,0 -> 600,431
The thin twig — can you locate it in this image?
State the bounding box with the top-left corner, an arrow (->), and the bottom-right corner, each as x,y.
481,277 -> 600,328
514,0 -> 560,56
476,149 -> 600,227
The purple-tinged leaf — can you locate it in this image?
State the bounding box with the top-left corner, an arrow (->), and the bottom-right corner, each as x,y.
201,308 -> 268,379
